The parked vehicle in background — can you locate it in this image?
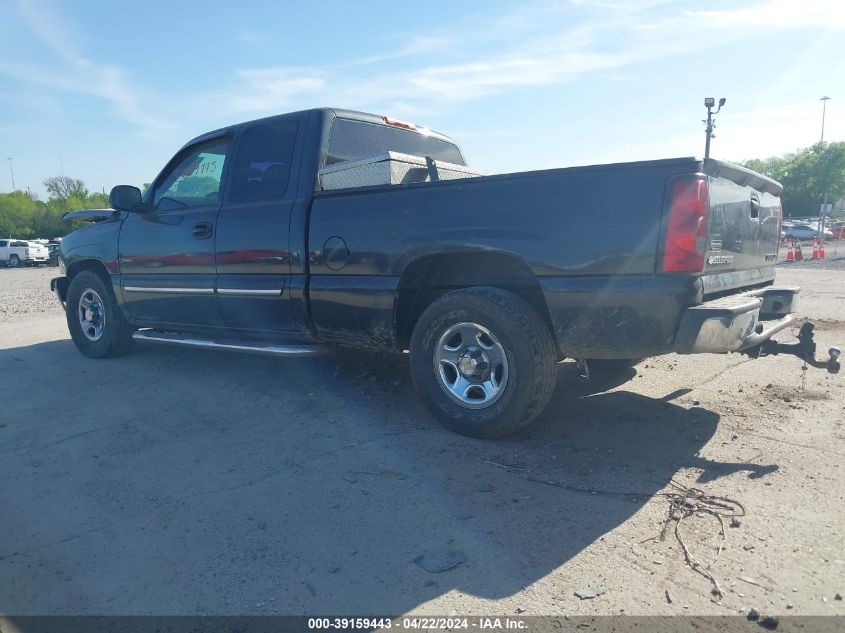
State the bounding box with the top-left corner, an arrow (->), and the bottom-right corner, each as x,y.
25,241 -> 50,266
784,224 -> 834,241
0,239 -> 50,267
831,221 -> 845,240
50,107 -> 841,438
47,243 -> 61,266
0,239 -> 29,267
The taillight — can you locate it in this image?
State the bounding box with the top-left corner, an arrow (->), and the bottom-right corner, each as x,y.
662,175 -> 709,272
381,115 -> 417,131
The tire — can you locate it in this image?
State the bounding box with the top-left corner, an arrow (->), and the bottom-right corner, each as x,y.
9,254 -> 20,268
410,287 -> 557,438
66,270 -> 134,358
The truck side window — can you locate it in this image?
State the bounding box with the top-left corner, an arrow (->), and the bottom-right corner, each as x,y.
153,139 -> 229,211
0,241 -> 7,247
230,120 -> 298,203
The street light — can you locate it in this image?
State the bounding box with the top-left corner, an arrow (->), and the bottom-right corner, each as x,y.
6,157 -> 14,191
820,96 -> 831,144
703,97 -> 726,159
818,97 -> 832,237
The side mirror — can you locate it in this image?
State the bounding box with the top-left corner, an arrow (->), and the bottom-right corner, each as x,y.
109,185 -> 143,212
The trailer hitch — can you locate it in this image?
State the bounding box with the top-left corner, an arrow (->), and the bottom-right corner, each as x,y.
742,322 -> 841,374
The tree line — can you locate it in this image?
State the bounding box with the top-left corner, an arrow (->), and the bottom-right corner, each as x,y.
2,142 -> 844,239
0,177 -> 110,239
742,142 -> 845,218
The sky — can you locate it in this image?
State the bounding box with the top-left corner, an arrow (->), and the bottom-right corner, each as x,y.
0,0 -> 843,198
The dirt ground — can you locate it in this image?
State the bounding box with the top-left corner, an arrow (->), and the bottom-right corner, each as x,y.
0,264 -> 843,618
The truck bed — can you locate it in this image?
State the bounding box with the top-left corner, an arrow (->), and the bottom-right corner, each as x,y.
306,156 -> 782,357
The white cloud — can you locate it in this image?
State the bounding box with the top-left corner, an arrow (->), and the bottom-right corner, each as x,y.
220,69 -> 326,115
8,0 -> 176,139
3,0 -> 843,153
688,0 -> 845,30
209,0 -> 845,119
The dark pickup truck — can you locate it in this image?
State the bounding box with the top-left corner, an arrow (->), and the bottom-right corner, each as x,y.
52,107 -> 840,437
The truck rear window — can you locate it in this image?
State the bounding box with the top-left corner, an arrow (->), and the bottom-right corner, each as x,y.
326,118 -> 465,166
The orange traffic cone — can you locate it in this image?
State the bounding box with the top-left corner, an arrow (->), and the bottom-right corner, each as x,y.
812,236 -> 819,259
819,240 -> 826,259
795,241 -> 804,261
786,239 -> 795,262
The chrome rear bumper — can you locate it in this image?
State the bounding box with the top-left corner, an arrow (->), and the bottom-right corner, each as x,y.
674,287 -> 798,354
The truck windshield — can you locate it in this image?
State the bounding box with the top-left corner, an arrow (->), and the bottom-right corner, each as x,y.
326,118 -> 465,166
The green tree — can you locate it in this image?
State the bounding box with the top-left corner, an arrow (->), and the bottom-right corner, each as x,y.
743,142 -> 845,216
43,176 -> 89,201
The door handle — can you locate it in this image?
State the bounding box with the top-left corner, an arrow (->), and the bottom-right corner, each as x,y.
193,222 -> 213,239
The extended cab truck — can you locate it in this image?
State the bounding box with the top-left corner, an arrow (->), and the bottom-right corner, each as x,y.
0,240 -> 28,268
51,108 -> 841,438
1,239 -> 48,267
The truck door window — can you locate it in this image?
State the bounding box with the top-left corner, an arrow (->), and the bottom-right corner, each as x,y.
153,139 -> 229,211
230,120 -> 298,203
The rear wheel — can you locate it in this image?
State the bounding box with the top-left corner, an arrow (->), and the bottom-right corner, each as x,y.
9,254 -> 20,268
410,287 -> 557,438
66,270 -> 134,358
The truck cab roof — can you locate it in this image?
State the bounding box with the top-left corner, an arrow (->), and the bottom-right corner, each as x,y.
180,107 -> 460,153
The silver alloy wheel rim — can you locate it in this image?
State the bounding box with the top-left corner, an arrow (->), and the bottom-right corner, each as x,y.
433,322 -> 509,409
78,289 -> 106,342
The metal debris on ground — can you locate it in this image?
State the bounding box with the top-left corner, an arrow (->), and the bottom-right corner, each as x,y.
482,459 -> 525,473
505,466 -> 747,601
656,481 -> 745,600
413,550 -> 466,573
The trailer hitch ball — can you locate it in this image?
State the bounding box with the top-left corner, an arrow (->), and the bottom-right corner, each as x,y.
828,347 -> 841,374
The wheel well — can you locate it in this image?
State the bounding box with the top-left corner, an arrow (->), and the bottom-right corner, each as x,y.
66,259 -> 111,285
395,252 -> 557,351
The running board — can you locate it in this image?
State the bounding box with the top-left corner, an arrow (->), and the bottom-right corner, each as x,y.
131,330 -> 331,357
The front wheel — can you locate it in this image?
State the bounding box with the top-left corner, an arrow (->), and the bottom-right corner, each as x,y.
66,270 -> 134,358
410,287 -> 558,438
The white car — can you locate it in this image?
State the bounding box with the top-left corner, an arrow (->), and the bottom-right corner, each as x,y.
784,225 -> 834,241
0,238 -> 49,267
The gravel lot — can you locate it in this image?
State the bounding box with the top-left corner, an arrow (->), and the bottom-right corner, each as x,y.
0,265 -> 843,618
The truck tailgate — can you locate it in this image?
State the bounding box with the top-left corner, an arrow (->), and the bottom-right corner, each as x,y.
700,159 -> 783,296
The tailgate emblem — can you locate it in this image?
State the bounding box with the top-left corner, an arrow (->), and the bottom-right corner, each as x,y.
707,254 -> 734,265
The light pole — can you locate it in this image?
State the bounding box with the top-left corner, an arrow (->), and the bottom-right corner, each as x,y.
703,97 -> 726,159
818,97 -> 831,242
6,157 -> 14,191
819,96 -> 831,144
